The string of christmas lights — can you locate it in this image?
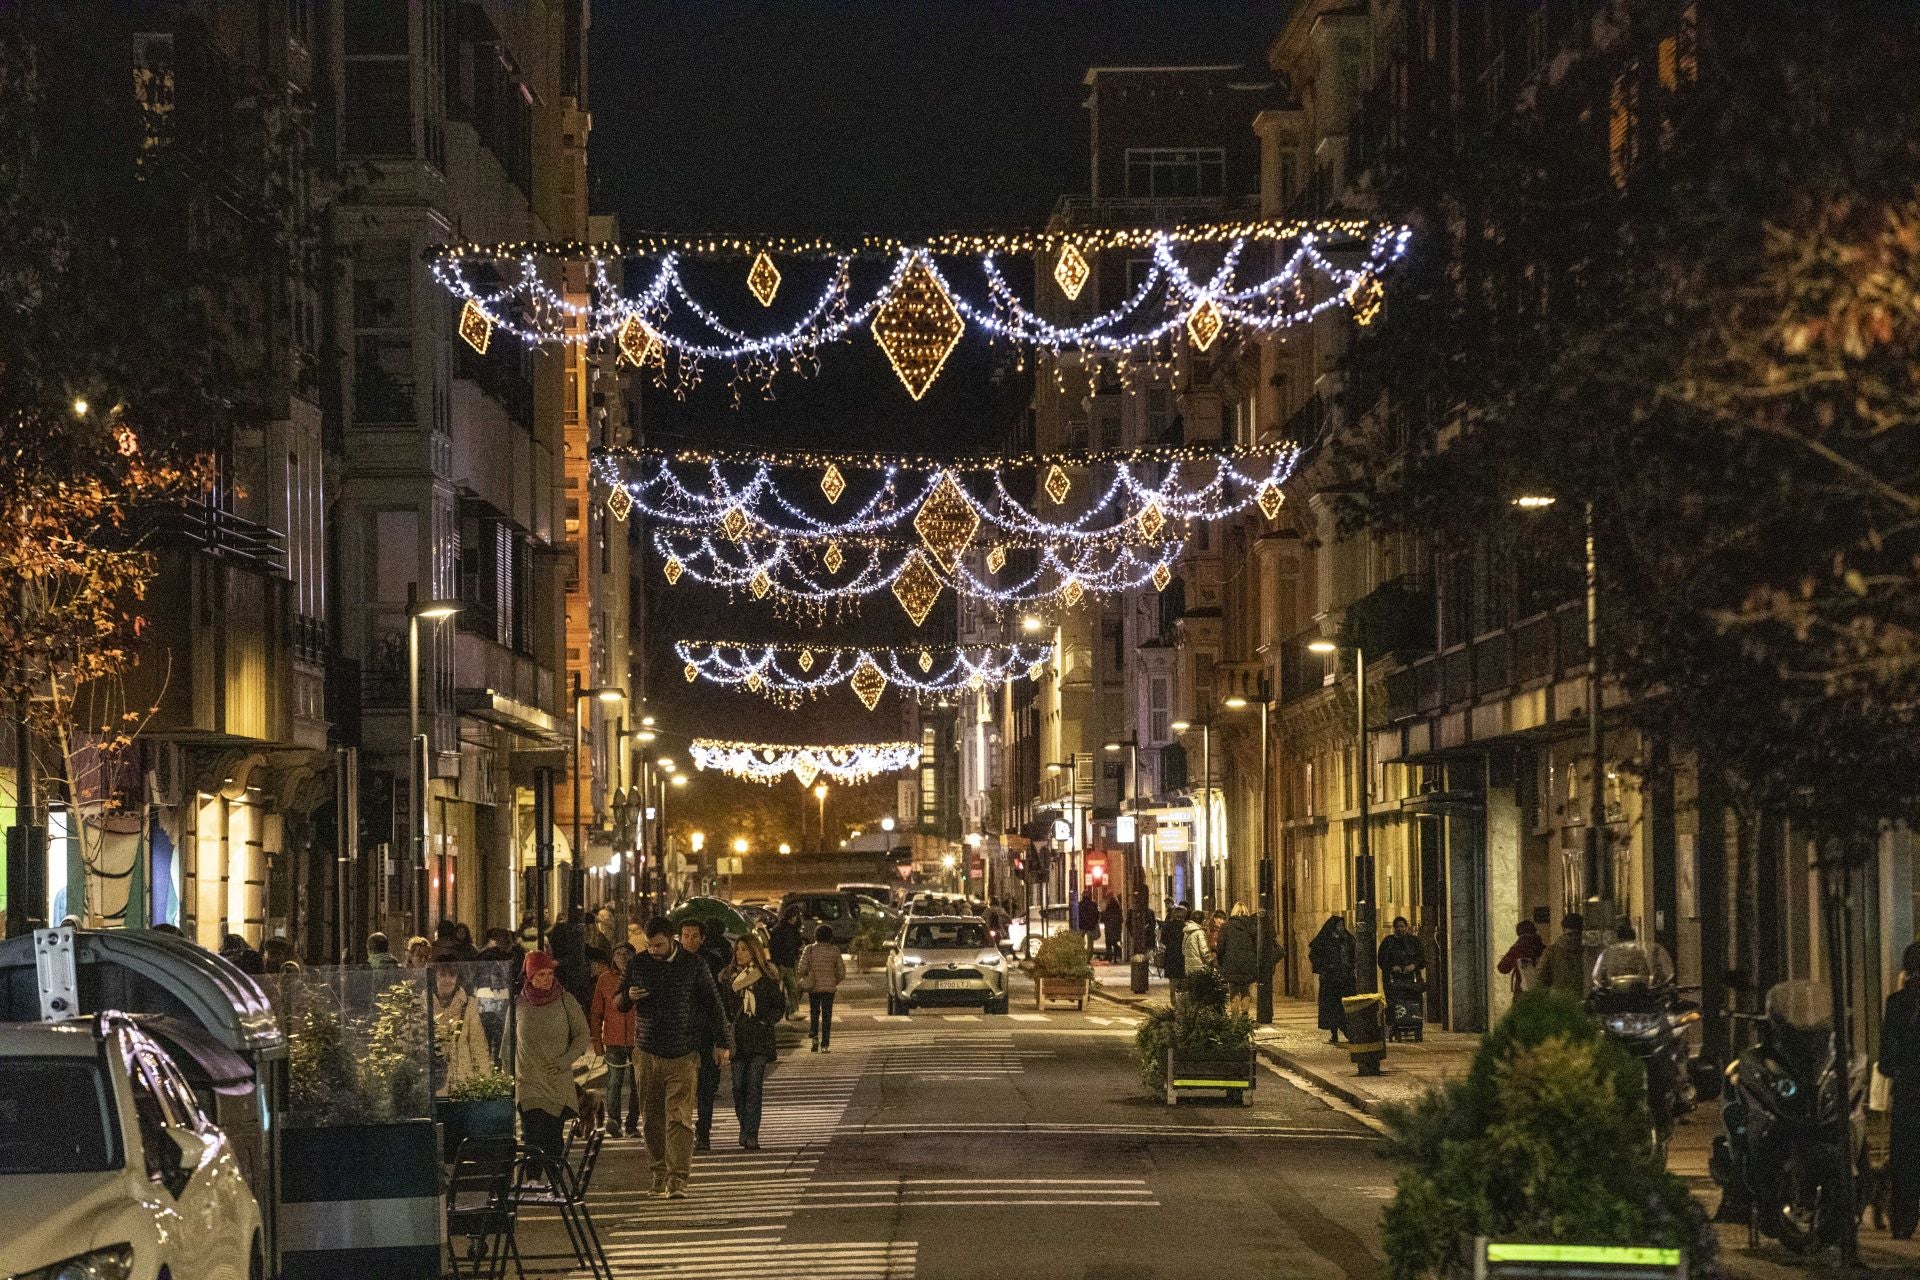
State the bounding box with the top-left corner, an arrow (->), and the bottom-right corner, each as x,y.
432,219 -> 1410,399
592,444 -> 1298,550
689,738 -> 922,787
674,639 -> 1054,708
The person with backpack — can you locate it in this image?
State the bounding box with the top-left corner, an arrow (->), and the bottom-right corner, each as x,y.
1496,919 -> 1545,997
799,924 -> 847,1051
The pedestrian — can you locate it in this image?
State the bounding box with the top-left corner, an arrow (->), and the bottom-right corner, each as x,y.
1206,908 -> 1228,958
593,905 -> 617,952
1102,894 -> 1124,963
404,935 -> 432,968
1541,912 -> 1589,997
453,921 -> 478,959
366,931 -> 398,968
1078,890 -> 1100,955
1880,941 -> 1920,1238
220,933 -> 263,975
549,908 -> 595,1010
1592,920 -> 1675,990
514,951 -> 590,1161
769,906 -> 806,1020
433,918 -> 468,960
1496,920 -> 1545,996
1217,903 -> 1262,1018
431,964 -> 492,1096
590,945 -> 638,1137
1142,903 -> 1158,957
1162,905 -> 1188,986
259,936 -> 295,973
1308,914 -> 1356,1044
475,926 -> 522,1060
1182,907 -> 1213,979
799,923 -> 846,1052
721,933 -> 787,1151
679,919 -> 727,1152
1377,916 -> 1426,989
617,916 -> 732,1200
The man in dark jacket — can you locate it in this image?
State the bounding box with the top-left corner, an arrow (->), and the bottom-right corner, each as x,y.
548,908 -> 595,1010
617,917 -> 732,1198
769,907 -> 806,1021
679,919 -> 729,1151
1101,896 -> 1125,963
1077,890 -> 1100,955
1217,907 -> 1263,1017
1162,905 -> 1189,987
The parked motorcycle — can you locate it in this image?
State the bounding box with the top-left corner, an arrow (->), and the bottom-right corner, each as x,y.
1590,976 -> 1701,1149
1710,978 -> 1868,1254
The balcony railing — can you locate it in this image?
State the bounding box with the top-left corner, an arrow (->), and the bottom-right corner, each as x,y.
137,501 -> 288,577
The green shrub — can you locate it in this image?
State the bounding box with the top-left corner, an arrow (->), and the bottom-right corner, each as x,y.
1034,931 -> 1093,980
852,920 -> 892,955
1185,966 -> 1228,1013
445,1068 -> 516,1102
1133,999 -> 1253,1095
1379,989 -> 1713,1280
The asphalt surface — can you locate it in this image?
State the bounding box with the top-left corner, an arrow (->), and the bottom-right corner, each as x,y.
517,969 -> 1392,1279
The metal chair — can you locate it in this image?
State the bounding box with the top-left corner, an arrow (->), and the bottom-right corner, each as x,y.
513,1122 -> 609,1279
445,1136 -> 523,1279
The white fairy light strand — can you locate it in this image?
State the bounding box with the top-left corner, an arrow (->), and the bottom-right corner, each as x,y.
689,738 -> 922,786
675,640 -> 1054,705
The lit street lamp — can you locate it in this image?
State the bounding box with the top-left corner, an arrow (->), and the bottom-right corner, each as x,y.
1308,638 -> 1376,997
406,583 -> 462,932
1224,686 -> 1278,1021
814,782 -> 829,853
1104,737 -> 1149,994
1170,720 -> 1211,910
571,677 -> 625,919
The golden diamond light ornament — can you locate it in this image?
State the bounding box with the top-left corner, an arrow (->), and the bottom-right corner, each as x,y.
798,648 -> 815,672
617,313 -> 663,367
892,550 -> 943,626
1346,272 -> 1384,326
820,463 -> 846,504
746,672 -> 763,693
606,487 -> 633,521
663,555 -> 684,585
913,471 -> 980,571
918,648 -> 934,673
1137,499 -> 1165,541
851,657 -> 889,711
1054,242 -> 1090,300
1257,481 -> 1285,521
1061,577 -> 1085,607
985,544 -> 1007,574
684,662 -> 699,683
1186,297 -> 1225,351
823,541 -> 845,574
870,255 -> 965,400
720,505 -> 751,540
1152,562 -> 1173,592
458,300 -> 493,355
969,672 -> 985,691
747,251 -> 782,307
749,567 -> 772,600
1043,464 -> 1071,505
1027,662 -> 1045,682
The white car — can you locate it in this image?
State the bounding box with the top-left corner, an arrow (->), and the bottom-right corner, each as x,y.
0,1013 -> 263,1280
886,916 -> 1009,1015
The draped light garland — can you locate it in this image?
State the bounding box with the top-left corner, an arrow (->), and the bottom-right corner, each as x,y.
675,639 -> 1054,708
689,737 -> 922,787
431,218 -> 1410,400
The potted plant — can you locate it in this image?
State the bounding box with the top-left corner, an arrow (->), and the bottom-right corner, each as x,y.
1032,932 -> 1092,1009
437,1068 -> 516,1157
1135,971 -> 1255,1105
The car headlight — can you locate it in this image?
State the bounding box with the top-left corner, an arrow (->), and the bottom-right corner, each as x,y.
977,951 -> 1004,966
19,1244 -> 136,1280
1604,1013 -> 1661,1037
899,954 -> 923,967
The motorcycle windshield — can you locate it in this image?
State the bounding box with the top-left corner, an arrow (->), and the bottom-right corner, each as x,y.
1764,979 -> 1834,1079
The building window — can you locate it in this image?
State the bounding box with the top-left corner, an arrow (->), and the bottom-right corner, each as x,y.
131,33 -> 175,155
352,243 -> 414,425
1125,147 -> 1226,199
1149,677 -> 1170,744
344,61 -> 412,156
1146,387 -> 1174,442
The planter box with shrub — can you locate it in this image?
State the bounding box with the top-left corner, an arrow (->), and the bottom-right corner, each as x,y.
1032,933 -> 1093,1009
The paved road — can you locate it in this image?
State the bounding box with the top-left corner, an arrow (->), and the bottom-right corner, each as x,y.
520,970 -> 1390,1279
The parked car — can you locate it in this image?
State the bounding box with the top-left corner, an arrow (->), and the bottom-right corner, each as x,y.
0,1012 -> 265,1280
886,916 -> 1009,1015
781,890 -> 900,946
837,882 -> 900,910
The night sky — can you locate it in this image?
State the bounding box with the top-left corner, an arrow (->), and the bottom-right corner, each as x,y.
584,2 -> 1281,819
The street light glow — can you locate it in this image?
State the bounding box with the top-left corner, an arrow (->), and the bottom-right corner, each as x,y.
1103,741 -> 1124,753
72,398 -> 89,417
965,832 -> 983,848
1223,695 -> 1250,709
1512,494 -> 1558,509
656,756 -> 674,770
640,714 -> 656,727
881,816 -> 896,832
778,842 -> 792,855
597,687 -> 625,703
690,831 -> 705,852
637,730 -> 658,744
1306,639 -> 1338,654
941,853 -> 956,870
409,599 -> 464,620
670,774 -> 687,787
1021,615 -> 1044,633
1171,720 -> 1191,733
732,836 -> 749,854
814,783 -> 828,799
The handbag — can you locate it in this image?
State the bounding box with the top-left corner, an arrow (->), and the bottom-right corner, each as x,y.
797,945 -> 815,992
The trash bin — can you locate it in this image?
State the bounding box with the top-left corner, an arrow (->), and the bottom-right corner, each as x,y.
1341,991 -> 1387,1076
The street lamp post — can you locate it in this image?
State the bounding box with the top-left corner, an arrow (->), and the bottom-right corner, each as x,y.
814,782 -> 828,853
406,583 -> 462,934
1309,639 -> 1374,995
1170,721 -> 1211,910
1104,737 -> 1150,995
1225,683 -> 1277,1023
1047,756 -> 1080,901
570,679 -> 625,920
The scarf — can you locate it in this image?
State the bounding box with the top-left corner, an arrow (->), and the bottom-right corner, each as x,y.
732,965 -> 762,1016
520,952 -> 562,1006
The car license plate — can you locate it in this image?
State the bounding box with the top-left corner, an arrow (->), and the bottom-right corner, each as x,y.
926,979 -> 976,989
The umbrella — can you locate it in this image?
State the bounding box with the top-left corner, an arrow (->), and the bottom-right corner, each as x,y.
668,896 -> 751,939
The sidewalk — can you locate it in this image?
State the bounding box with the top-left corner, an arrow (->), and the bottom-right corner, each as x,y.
1085,973 -> 1920,1276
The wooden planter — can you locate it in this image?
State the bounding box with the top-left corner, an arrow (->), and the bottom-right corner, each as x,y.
1034,974 -> 1090,1010
435,1096 -> 515,1160
281,1119 -> 442,1279
1164,1046 -> 1257,1106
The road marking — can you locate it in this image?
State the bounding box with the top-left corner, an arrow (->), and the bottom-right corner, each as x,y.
941,1013 -> 982,1021
1007,1012 -> 1049,1021
1255,1057 -> 1390,1136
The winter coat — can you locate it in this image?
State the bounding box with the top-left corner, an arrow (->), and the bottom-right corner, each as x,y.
1378,933 -> 1426,980
1308,920 -> 1357,1032
1216,915 -> 1263,985
589,969 -> 635,1053
619,946 -> 732,1060
798,940 -> 846,994
721,964 -> 787,1061
1496,932 -> 1546,995
768,920 -> 805,968
1541,933 -> 1590,997
514,989 -> 590,1118
1101,899 -> 1124,940
1161,910 -> 1188,980
432,985 -> 492,1095
1077,896 -> 1101,932
1181,919 -> 1211,977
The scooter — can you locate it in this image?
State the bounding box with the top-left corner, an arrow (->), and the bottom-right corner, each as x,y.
1590,976 -> 1702,1150
1710,978 -> 1868,1254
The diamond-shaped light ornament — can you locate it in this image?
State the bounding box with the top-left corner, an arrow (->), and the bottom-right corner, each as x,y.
720,505 -> 751,541
918,649 -> 934,673
1257,481 -> 1285,522
458,300 -> 493,355
663,555 -> 684,585
1054,242 -> 1090,301
985,544 -> 1007,575
1186,297 -> 1225,351
1137,499 -> 1165,541
1346,272 -> 1384,326
820,463 -> 846,504
892,550 -> 943,626
1043,464 -> 1071,505
1061,577 -> 1085,607
798,648 -> 815,672
617,313 -> 662,367
606,487 -> 633,522
749,567 -> 772,600
823,541 -> 845,574
913,471 -> 980,572
791,757 -> 819,789
870,255 -> 965,401
746,672 -> 763,693
684,662 -> 699,683
1027,662 -> 1046,682
851,657 -> 889,711
747,251 -> 782,307
969,672 -> 985,691
1152,562 -> 1173,592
